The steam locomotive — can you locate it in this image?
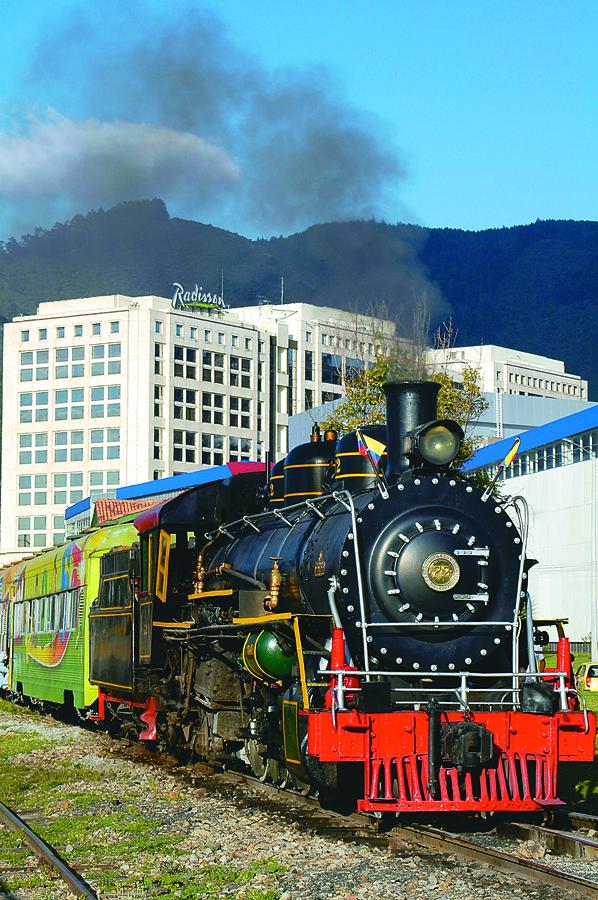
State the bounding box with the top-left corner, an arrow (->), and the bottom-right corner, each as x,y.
2,382 -> 595,814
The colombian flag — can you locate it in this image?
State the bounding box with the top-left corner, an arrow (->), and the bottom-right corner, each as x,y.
500,436 -> 520,468
357,431 -> 386,465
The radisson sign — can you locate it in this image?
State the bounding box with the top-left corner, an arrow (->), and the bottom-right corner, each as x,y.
172,282 -> 226,312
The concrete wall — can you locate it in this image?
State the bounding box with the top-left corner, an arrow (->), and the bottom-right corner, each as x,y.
503,459 -> 597,650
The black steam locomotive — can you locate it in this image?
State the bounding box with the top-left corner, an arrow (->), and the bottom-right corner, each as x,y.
52,383 -> 598,811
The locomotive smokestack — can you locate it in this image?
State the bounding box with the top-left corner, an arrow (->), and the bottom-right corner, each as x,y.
383,381 -> 440,482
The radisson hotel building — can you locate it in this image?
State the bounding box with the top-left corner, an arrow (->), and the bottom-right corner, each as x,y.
0,294 -> 389,561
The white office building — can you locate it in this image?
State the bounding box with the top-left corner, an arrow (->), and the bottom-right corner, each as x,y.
425,344 -> 588,401
0,294 -> 391,562
234,301 -> 396,414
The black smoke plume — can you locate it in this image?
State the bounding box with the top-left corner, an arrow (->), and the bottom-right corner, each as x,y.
16,2 -> 406,236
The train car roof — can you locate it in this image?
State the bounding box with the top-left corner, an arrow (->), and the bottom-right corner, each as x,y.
0,521 -> 139,596
134,470 -> 267,534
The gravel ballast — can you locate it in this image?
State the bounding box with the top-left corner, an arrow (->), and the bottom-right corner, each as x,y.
0,701 -> 589,899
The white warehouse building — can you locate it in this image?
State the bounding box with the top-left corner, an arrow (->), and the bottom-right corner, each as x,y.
464,404 -> 598,655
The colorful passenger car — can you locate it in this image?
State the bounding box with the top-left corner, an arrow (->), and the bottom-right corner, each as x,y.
2,523 -> 137,710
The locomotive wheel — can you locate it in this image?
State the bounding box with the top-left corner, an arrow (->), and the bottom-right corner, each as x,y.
244,738 -> 268,779
265,758 -> 289,788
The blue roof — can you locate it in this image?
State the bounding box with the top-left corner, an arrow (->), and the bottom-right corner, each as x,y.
65,497 -> 91,519
115,464 -> 232,500
463,402 -> 598,471
64,462 -> 265,521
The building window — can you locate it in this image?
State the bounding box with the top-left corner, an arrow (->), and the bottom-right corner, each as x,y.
39,328 -> 47,340
201,433 -> 224,466
173,429 -> 196,463
154,384 -> 164,417
92,323 -> 101,335
232,335 -> 239,348
90,428 -> 120,460
92,343 -> 121,376
19,350 -> 47,382
18,434 -> 32,465
110,321 -> 120,334
154,342 -> 164,375
204,329 -> 212,343
57,326 -> 65,339
53,514 -> 65,545
229,436 -> 252,461
305,388 -> 314,409
27,433 -> 49,464
54,345 -> 85,378
174,345 -> 197,379
230,396 -> 251,429
218,332 -> 225,345
202,351 -> 224,384
74,324 -> 83,337
153,428 -> 162,460
175,323 -> 183,338
173,387 -> 196,420
155,321 -> 163,334
18,514 -> 48,549
19,391 -> 48,424
91,385 -> 121,418
244,337 -> 252,350
304,350 -> 313,381
201,392 -> 224,425
55,388 -> 84,420
322,353 -> 342,386
230,356 -> 252,389
21,330 -> 30,342
53,472 -> 67,503
88,470 -> 119,491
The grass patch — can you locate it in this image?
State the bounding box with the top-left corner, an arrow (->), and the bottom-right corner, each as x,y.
0,760 -> 103,810
0,730 -> 48,759
139,858 -> 286,899
0,697 -> 32,716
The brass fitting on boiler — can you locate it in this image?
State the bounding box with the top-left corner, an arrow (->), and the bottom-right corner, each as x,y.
264,557 -> 282,611
193,549 -> 207,594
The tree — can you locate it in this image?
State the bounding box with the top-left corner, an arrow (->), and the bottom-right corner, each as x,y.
323,315 -> 489,469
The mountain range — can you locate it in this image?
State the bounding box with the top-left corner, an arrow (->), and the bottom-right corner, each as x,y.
1,199 -> 597,397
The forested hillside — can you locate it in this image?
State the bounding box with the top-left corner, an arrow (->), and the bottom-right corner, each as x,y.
1,199 -> 597,395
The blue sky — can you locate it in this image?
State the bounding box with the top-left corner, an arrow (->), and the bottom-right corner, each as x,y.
0,0 -> 596,239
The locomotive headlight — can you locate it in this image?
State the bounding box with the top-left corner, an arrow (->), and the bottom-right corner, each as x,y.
404,419 -> 464,468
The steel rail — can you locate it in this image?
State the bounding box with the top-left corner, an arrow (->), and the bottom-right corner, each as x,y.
388,822 -> 598,897
0,800 -> 98,899
76,728 -> 598,898
495,818 -> 598,860
209,767 -> 597,899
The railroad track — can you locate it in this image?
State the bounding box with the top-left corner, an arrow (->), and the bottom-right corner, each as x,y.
0,800 -> 98,899
110,737 -> 598,897
208,767 -> 598,899
3,709 -> 597,899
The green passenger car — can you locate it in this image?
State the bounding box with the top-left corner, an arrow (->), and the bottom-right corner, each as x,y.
5,523 -> 138,710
